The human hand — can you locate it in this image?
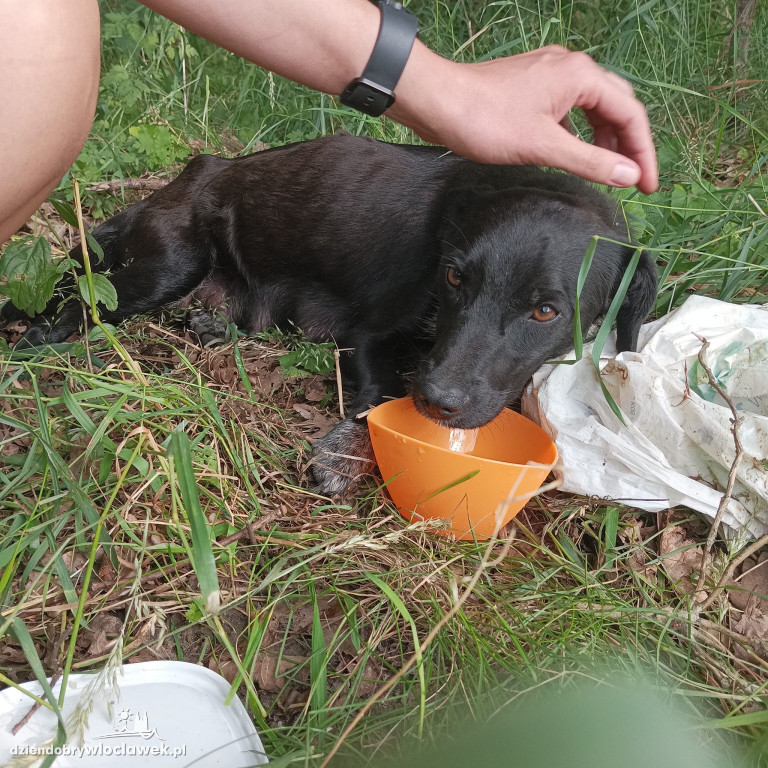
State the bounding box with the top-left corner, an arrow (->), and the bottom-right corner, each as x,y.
391,45 -> 658,193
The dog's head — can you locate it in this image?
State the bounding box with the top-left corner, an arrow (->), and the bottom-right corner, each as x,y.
412,186 -> 657,428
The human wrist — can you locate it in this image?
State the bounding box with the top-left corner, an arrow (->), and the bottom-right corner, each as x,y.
385,41 -> 463,146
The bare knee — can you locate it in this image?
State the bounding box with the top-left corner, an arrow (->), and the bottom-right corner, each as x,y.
0,0 -> 101,243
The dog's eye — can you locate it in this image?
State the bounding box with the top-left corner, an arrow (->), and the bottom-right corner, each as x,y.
446,267 -> 462,287
532,305 -> 558,322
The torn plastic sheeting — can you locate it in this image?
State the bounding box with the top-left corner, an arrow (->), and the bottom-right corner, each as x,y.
522,295 -> 768,543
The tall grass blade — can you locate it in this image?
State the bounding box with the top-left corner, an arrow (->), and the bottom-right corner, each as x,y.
365,572 -> 426,737
8,618 -> 68,767
573,237 -> 598,360
309,581 -> 329,737
170,430 -> 221,615
591,248 -> 643,424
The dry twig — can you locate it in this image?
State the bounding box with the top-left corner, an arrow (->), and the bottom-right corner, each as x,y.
693,336 -> 744,600
334,347 -> 345,419
85,178 -> 170,194
11,673 -> 61,735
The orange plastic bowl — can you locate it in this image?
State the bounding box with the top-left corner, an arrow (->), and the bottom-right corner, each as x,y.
367,398 -> 557,540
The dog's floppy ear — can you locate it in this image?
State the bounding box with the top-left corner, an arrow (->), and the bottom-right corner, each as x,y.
615,249 -> 658,352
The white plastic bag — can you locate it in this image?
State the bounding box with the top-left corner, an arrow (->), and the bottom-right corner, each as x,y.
522,296 -> 768,542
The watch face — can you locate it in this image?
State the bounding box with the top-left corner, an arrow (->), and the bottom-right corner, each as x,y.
341,80 -> 394,117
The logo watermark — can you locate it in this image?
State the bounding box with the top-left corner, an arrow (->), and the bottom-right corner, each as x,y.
10,708 -> 187,759
96,708 -> 162,741
10,743 -> 187,758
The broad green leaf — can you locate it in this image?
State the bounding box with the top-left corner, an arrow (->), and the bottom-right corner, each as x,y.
85,231 -> 105,262
129,124 -> 189,167
49,198 -> 80,228
78,273 -> 119,312
0,237 -> 66,315
278,344 -> 335,376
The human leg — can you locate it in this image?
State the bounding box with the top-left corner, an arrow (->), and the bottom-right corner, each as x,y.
0,0 -> 101,243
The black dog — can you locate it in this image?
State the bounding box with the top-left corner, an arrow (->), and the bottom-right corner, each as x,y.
2,134 -> 657,494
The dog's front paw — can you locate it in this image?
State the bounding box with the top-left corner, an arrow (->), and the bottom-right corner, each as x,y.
13,319 -> 58,350
311,419 -> 376,496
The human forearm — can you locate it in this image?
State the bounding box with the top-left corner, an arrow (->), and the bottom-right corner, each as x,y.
139,0 -> 383,94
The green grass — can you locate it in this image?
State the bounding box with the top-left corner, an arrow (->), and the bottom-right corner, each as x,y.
3,0 -> 768,766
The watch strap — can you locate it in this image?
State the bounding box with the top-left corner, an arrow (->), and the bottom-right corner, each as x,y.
340,1 -> 418,116
363,0 -> 418,93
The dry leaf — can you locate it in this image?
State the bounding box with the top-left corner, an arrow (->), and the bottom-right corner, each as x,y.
729,553 -> 768,611
304,378 -> 328,403
82,613 -> 123,658
253,654 -> 307,692
292,404 -> 314,420
659,525 -> 708,601
208,657 -> 238,684
355,659 -> 384,699
734,603 -> 768,639
732,600 -> 768,663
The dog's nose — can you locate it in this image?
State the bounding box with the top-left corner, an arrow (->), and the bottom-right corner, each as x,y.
416,382 -> 467,421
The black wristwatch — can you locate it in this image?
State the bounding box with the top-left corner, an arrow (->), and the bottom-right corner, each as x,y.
340,0 -> 419,117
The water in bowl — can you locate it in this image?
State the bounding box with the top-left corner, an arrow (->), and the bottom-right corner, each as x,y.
447,428 -> 479,454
